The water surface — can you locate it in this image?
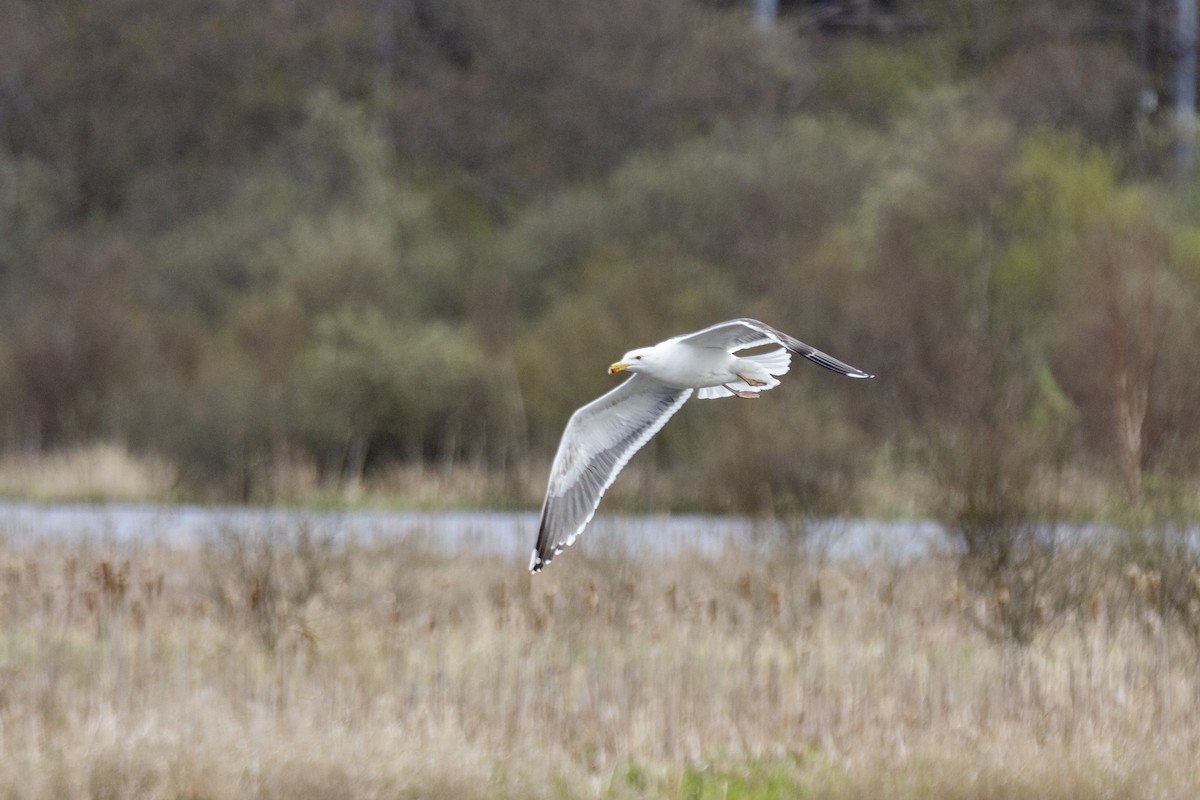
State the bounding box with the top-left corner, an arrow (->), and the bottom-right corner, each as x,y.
1,501 -> 951,562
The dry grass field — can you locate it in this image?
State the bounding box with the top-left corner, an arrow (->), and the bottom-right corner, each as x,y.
0,445 -> 178,504
1,521 -> 1198,799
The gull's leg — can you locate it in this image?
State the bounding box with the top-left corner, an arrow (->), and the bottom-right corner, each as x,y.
736,372 -> 768,387
724,384 -> 760,399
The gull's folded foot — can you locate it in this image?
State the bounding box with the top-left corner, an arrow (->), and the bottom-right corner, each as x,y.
726,385 -> 760,399
736,373 -> 768,387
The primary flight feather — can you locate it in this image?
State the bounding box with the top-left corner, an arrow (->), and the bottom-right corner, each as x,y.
529,318 -> 872,573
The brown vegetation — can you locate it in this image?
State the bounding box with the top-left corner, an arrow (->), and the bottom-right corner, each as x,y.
1,524 -> 1198,798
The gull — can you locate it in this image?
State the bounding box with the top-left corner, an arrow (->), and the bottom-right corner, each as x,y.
528,318 -> 873,572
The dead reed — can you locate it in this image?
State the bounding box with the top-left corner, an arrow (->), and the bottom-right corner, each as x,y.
0,443 -> 176,502
0,525 -> 1197,799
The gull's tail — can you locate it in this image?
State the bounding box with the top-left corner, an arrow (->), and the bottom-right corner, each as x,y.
698,348 -> 790,400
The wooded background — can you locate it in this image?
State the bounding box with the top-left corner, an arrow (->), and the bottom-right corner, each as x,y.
3,0 -> 1199,512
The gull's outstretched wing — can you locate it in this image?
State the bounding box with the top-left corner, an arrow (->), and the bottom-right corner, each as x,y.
675,318 -> 874,379
530,375 -> 692,572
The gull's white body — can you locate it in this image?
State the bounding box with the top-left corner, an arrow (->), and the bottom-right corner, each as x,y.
631,341 -> 770,389
529,318 -> 872,572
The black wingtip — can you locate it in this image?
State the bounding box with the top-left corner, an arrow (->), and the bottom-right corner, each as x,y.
798,348 -> 874,379
530,512 -> 556,573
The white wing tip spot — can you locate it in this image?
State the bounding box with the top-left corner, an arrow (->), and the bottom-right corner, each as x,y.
530,545 -> 570,573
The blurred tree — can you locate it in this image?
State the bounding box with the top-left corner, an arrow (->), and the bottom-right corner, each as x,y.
0,0 -> 1198,508
298,312 -> 520,489
1015,139 -> 1200,495
148,93 -> 451,325
985,37 -> 1141,145
497,116 -> 882,315
123,94 -> 519,494
385,0 -> 811,204
8,231 -> 148,446
0,0 -> 373,222
848,100 -> 1072,622
0,149 -> 67,317
856,98 -> 1022,429
807,39 -> 945,126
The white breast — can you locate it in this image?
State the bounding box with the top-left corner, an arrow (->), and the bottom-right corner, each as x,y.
646,342 -> 738,389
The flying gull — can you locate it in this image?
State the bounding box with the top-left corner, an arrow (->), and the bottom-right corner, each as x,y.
529,318 -> 873,572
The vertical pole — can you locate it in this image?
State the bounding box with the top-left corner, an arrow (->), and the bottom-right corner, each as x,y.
754,0 -> 778,30
1134,0 -> 1149,75
374,0 -> 396,133
1175,0 -> 1197,175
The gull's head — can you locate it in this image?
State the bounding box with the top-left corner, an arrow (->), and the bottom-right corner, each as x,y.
609,346 -> 655,375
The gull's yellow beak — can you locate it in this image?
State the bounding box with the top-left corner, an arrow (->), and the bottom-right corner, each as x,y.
608,362 -> 629,375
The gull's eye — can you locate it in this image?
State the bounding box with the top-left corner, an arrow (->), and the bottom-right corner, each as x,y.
635,355 -> 642,360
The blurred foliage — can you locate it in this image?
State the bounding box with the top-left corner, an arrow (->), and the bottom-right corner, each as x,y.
1,0 -> 1199,515
497,116 -> 885,314
808,40 -> 946,125
385,0 -> 811,203
0,151 -> 68,309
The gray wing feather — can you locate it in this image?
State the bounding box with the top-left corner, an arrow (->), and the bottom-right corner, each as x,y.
676,318 -> 873,378
530,376 -> 692,572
